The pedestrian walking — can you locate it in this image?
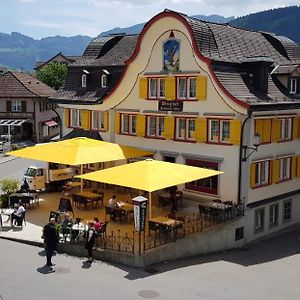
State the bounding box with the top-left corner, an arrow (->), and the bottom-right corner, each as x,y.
43,218 -> 59,267
85,221 -> 96,263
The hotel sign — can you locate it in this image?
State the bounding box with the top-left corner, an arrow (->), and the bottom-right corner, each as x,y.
158,100 -> 183,112
0,112 -> 33,118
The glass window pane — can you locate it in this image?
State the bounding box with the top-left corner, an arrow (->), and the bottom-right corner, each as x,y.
92,111 -> 98,129
189,78 -> 196,98
158,117 -> 164,136
221,121 -> 230,141
159,79 -> 165,98
210,120 -> 219,141
131,115 -> 136,134
178,78 -> 187,98
149,78 -> 157,98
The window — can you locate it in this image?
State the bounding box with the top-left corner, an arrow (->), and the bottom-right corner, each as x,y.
235,227 -> 244,241
279,157 -> 291,181
148,78 -> 165,99
70,109 -> 77,127
254,208 -> 265,233
177,77 -> 196,100
175,118 -> 195,141
39,100 -> 48,112
289,78 -> 297,94
82,74 -> 87,88
101,74 -> 107,88
185,159 -> 218,195
208,119 -> 230,143
92,111 -> 105,130
254,160 -> 270,187
12,100 -> 22,112
283,199 -> 292,222
146,116 -> 164,138
121,114 -> 137,135
269,203 -> 279,228
70,109 -> 82,128
279,118 -> 292,141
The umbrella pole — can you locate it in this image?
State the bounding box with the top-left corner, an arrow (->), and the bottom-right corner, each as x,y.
149,192 -> 152,219
80,164 -> 83,194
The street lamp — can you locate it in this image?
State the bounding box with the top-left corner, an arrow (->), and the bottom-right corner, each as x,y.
241,132 -> 260,161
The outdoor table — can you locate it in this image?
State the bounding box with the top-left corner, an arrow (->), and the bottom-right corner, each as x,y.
0,208 -> 14,228
157,191 -> 182,208
71,223 -> 88,242
148,216 -> 183,236
9,192 -> 39,208
117,202 -> 134,213
73,191 -> 103,208
66,181 -> 81,188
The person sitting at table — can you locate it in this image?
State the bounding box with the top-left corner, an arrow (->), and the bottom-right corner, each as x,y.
11,202 -> 25,226
108,195 -> 118,208
93,217 -> 102,231
169,185 -> 178,214
61,213 -> 73,241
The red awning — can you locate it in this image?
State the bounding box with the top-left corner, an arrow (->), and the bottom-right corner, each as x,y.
43,120 -> 58,127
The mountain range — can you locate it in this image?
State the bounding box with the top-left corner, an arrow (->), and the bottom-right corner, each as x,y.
0,6 -> 299,72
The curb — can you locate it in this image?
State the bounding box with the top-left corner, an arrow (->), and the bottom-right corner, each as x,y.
0,235 -> 44,248
0,156 -> 18,164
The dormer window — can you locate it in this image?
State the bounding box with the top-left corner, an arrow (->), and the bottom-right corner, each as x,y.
290,78 -> 297,94
82,74 -> 87,88
101,74 -> 107,88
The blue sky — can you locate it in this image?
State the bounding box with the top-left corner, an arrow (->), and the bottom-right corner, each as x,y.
1,0 -> 299,39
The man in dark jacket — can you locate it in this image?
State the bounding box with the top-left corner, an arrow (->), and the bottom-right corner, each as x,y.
43,218 -> 59,266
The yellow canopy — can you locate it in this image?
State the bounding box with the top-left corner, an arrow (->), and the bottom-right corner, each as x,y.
7,137 -> 153,165
77,159 -> 223,192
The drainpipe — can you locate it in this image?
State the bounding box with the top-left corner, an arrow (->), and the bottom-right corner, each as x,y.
237,110 -> 252,205
51,108 -> 63,138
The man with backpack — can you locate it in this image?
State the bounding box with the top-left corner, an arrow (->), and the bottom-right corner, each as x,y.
85,221 -> 96,263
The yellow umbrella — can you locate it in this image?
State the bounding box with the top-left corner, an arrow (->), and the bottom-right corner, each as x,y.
7,137 -> 152,165
7,137 -> 153,191
77,159 -> 223,217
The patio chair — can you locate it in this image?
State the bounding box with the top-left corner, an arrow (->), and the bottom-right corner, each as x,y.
113,208 -> 127,223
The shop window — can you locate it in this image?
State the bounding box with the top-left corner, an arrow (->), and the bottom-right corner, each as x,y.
289,78 -> 297,94
82,74 -> 87,88
185,159 -> 218,195
254,208 -> 265,233
121,114 -> 137,135
283,199 -> 292,222
279,157 -> 291,181
149,78 -> 165,99
146,116 -> 164,138
12,100 -> 22,112
175,118 -> 195,141
92,111 -> 105,130
176,77 -> 196,100
279,118 -> 292,141
101,74 -> 107,88
208,119 -> 230,143
269,203 -> 279,228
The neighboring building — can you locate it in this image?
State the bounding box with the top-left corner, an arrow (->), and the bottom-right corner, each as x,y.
0,71 -> 59,143
35,52 -> 81,71
50,10 -> 300,244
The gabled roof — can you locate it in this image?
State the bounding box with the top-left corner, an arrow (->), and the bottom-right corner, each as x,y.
184,15 -> 300,65
0,71 -> 56,98
35,52 -> 81,70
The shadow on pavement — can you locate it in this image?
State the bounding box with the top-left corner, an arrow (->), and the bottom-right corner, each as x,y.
37,265 -> 55,274
117,224 -> 300,280
82,261 -> 92,269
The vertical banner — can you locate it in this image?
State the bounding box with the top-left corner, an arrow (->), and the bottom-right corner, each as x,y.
132,195 -> 148,232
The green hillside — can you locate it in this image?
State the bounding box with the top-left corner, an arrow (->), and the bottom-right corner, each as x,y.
229,6 -> 300,45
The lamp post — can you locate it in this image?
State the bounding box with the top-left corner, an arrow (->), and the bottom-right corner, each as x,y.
241,132 -> 260,161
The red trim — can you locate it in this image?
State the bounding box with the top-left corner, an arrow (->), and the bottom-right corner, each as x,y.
174,139 -> 196,143
99,11 -> 250,110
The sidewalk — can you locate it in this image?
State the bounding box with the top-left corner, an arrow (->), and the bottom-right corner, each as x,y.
0,154 -> 19,164
0,221 -> 43,246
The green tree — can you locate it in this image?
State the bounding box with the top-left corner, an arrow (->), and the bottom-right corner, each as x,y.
37,62 -> 67,90
0,178 -> 20,207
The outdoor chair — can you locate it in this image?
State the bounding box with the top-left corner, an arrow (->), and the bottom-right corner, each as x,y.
113,208 -> 127,223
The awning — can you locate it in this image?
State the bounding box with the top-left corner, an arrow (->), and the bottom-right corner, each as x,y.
0,119 -> 27,126
43,120 -> 58,127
